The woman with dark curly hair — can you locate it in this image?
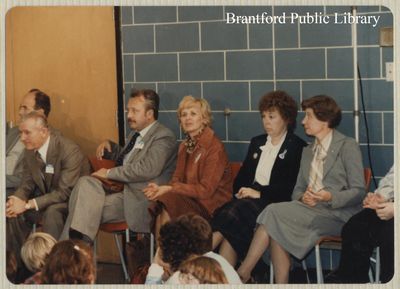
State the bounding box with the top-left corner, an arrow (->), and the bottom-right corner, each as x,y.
211,90 -> 306,267
41,239 -> 95,284
237,95 -> 365,283
145,214 -> 241,284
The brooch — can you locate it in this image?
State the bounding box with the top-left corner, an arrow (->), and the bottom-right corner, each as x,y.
253,153 -> 258,159
278,149 -> 287,159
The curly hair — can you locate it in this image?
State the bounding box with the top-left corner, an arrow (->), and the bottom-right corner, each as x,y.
159,214 -> 212,272
301,95 -> 342,128
258,90 -> 298,131
41,240 -> 95,284
177,95 -> 213,127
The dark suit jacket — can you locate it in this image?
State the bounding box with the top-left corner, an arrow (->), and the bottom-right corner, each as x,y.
13,131 -> 90,210
233,132 -> 307,203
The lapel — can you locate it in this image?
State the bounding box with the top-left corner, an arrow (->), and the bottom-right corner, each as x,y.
44,135 -> 58,192
302,143 -> 314,179
322,130 -> 346,179
6,127 -> 21,154
127,121 -> 159,161
269,133 -> 295,175
27,150 -> 47,194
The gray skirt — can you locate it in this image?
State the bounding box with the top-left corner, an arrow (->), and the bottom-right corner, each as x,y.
257,201 -> 345,259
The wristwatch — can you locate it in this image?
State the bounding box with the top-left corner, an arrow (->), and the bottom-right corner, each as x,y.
24,201 -> 32,210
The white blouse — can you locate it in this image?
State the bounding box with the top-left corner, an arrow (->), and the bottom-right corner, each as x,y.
254,132 -> 287,186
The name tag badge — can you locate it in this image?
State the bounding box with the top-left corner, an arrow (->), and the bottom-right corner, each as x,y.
45,164 -> 54,174
134,142 -> 144,150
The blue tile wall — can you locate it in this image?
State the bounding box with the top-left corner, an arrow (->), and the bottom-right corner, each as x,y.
179,52 -> 224,81
135,54 -> 177,82
121,5 -> 394,212
122,25 -> 154,53
302,80 -> 354,111
275,49 -> 325,79
157,82 -> 201,110
203,82 -> 249,110
226,51 -> 273,80
178,6 -> 223,22
134,6 -> 176,23
156,23 -> 199,52
201,21 -> 247,51
327,48 -> 353,79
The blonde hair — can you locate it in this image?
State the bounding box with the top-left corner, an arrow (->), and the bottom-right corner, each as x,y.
21,232 -> 57,272
177,95 -> 212,127
178,256 -> 228,284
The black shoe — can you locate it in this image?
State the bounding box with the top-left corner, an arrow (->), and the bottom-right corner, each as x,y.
324,270 -> 344,283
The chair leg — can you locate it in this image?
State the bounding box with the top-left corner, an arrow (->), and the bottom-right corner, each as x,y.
150,233 -> 154,263
315,244 -> 324,284
301,259 -> 310,284
114,234 -> 130,282
269,260 -> 274,284
375,247 -> 380,283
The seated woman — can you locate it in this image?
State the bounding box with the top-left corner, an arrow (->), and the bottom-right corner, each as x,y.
211,90 -> 306,267
144,95 -> 232,237
237,95 -> 365,283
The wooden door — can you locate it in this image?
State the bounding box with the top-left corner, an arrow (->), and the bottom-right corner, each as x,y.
6,7 -> 119,155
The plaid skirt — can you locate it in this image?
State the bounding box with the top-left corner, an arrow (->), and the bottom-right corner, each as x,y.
211,197 -> 270,259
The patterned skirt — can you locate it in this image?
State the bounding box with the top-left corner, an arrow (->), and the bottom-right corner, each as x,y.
211,197 -> 270,259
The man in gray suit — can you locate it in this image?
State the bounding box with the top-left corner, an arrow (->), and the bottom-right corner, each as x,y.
61,89 -> 177,243
6,89 -> 52,196
6,112 -> 90,263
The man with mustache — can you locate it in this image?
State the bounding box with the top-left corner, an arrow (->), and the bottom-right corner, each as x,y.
60,89 -> 177,243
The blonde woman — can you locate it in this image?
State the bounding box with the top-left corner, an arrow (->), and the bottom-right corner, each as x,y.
144,95 -> 232,238
178,256 -> 228,284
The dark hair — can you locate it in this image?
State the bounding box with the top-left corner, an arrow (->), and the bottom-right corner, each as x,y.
258,90 -> 298,131
130,89 -> 159,120
159,214 -> 212,272
29,89 -> 51,117
301,95 -> 342,128
41,240 -> 94,284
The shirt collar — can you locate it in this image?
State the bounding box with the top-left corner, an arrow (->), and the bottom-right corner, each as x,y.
136,121 -> 156,139
314,130 -> 333,153
37,135 -> 50,163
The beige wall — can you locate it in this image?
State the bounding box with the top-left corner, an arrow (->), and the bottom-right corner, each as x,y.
6,7 -> 119,155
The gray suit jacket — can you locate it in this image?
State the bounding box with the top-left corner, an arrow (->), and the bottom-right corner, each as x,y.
6,126 -> 24,188
13,131 -> 91,210
292,130 -> 365,222
107,121 -> 177,232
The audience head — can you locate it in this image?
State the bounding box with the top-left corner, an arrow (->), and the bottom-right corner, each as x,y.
19,88 -> 51,119
301,95 -> 342,129
6,250 -> 17,284
178,256 -> 228,284
177,96 -> 212,137
127,89 -> 159,131
41,239 -> 95,284
159,214 -> 212,272
258,90 -> 298,133
21,232 -> 57,272
19,111 -> 50,150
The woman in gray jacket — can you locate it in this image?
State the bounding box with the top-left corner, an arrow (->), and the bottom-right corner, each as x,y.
237,95 -> 365,283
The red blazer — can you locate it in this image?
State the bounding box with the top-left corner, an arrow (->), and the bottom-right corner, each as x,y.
170,127 -> 232,215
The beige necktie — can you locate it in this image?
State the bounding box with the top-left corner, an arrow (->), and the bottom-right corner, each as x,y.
308,143 -> 326,192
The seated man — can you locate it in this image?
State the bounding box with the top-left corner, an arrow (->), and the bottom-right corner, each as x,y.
6,89 -> 53,196
326,165 -> 394,283
6,112 -> 90,264
60,89 -> 177,242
